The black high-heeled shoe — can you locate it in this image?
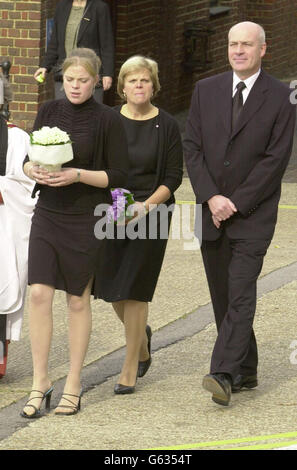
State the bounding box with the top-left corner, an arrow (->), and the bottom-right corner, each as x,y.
20,386 -> 53,419
54,392 -> 82,416
138,325 -> 152,378
114,383 -> 136,395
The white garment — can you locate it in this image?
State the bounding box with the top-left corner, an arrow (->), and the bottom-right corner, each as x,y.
0,127 -> 36,340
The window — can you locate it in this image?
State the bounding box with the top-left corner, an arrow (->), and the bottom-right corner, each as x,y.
209,1 -> 231,17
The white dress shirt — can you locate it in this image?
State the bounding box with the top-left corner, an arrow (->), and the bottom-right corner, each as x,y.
232,69 -> 261,104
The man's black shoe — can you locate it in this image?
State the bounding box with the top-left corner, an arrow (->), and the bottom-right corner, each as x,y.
231,374 -> 258,393
202,373 -> 231,406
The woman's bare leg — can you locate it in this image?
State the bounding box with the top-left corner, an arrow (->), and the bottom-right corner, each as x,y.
113,300 -> 148,387
113,300 -> 150,364
23,284 -> 55,416
55,279 -> 93,413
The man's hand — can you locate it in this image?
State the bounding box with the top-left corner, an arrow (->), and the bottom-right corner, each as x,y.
212,215 -> 221,229
0,192 -> 3,204
208,195 -> 237,224
102,76 -> 113,91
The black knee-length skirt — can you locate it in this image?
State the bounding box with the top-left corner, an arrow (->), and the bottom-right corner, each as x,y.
28,206 -> 101,296
93,209 -> 172,303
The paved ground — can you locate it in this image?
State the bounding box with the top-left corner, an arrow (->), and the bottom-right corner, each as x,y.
0,109 -> 296,453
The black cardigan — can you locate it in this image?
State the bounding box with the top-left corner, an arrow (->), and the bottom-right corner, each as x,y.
25,98 -> 129,205
115,106 -> 184,203
42,0 -> 114,79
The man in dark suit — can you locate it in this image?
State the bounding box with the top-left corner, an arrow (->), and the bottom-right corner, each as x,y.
183,21 -> 296,406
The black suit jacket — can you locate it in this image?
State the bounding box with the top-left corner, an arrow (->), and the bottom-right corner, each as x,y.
42,0 -> 114,78
184,70 -> 296,241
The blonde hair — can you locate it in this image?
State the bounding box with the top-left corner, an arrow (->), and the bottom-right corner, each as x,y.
62,48 -> 101,78
117,56 -> 161,100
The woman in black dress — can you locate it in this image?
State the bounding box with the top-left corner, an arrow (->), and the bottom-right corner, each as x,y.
93,56 -> 183,394
21,48 -> 128,417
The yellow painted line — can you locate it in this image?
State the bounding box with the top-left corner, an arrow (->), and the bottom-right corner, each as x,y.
176,200 -> 297,209
228,440 -> 297,450
279,204 -> 297,209
148,430 -> 297,450
176,200 -> 195,205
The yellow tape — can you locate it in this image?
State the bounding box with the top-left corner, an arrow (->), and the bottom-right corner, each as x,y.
148,430 -> 297,450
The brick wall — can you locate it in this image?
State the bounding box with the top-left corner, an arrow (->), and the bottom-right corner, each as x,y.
0,0 -> 59,129
113,0 -> 297,113
1,0 -> 297,130
114,0 -> 209,113
246,0 -> 297,78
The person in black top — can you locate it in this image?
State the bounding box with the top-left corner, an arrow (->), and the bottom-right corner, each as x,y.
34,0 -> 114,103
93,56 -> 183,394
22,48 -> 128,417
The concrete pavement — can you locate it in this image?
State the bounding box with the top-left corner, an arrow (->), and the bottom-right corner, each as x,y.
0,110 -> 296,451
0,176 -> 296,451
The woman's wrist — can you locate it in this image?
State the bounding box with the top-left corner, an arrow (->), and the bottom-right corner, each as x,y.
26,163 -> 35,179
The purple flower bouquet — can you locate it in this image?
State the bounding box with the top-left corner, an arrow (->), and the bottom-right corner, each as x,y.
107,188 -> 135,223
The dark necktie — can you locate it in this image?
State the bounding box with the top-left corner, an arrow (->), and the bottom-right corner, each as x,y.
232,81 -> 246,130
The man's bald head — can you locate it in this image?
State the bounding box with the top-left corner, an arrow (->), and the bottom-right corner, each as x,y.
229,22 -> 266,45
228,22 -> 267,79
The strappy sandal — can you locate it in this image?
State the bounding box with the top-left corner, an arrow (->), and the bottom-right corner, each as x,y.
20,387 -> 53,419
54,392 -> 82,416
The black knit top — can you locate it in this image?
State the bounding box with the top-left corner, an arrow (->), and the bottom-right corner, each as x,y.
114,105 -> 183,204
25,97 -> 129,214
120,114 -> 158,201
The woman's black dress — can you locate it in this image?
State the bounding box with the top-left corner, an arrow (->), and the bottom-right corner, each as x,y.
94,113 -> 173,303
26,97 -> 128,296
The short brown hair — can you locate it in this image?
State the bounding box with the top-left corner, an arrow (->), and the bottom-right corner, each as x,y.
117,56 -> 161,100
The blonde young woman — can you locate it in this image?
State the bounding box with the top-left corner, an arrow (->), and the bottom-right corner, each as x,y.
22,48 -> 128,417
93,56 -> 183,394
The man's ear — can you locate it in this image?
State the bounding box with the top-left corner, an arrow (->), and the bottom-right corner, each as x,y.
260,42 -> 267,59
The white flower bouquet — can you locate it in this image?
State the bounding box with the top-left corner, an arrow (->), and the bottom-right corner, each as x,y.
28,126 -> 73,171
